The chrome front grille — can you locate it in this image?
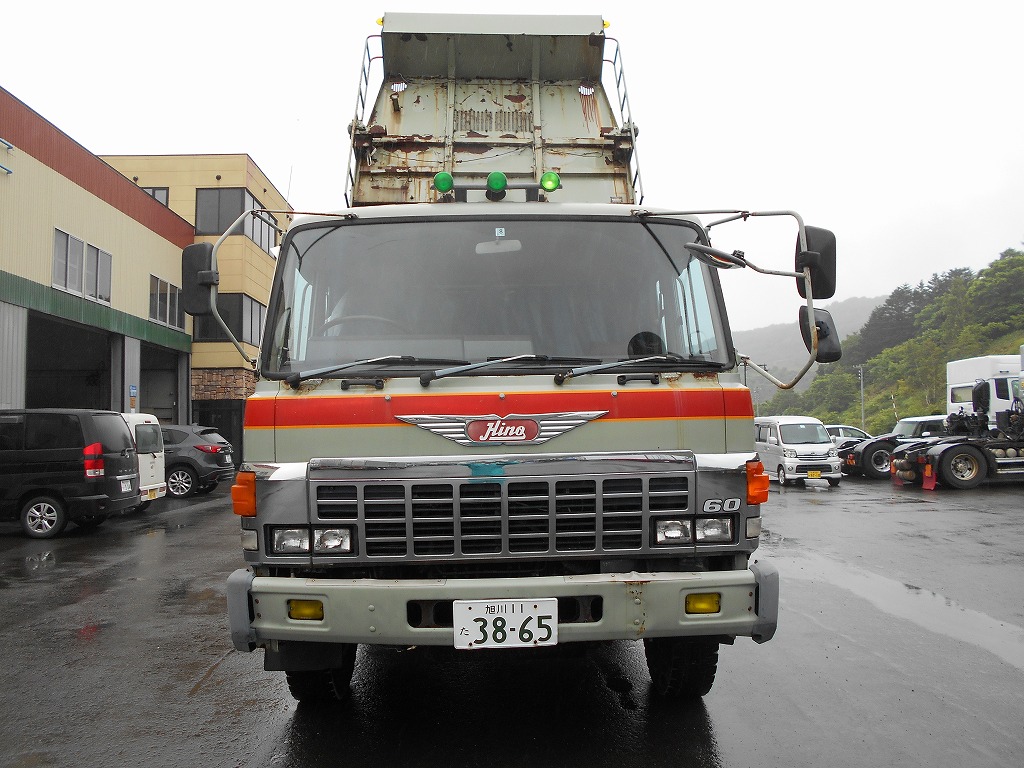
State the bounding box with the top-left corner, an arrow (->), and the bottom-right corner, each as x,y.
314,473 -> 691,560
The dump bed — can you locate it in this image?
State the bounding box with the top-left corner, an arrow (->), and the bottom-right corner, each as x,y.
347,12 -> 640,205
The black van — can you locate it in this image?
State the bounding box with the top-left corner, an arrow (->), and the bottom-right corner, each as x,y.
0,409 -> 140,538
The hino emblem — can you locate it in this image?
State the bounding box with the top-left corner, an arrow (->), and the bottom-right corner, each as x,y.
396,411 -> 608,446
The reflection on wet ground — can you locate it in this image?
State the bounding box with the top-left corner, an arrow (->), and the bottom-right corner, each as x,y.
770,548 -> 1024,672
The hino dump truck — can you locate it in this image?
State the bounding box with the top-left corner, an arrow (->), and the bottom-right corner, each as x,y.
182,12 -> 840,702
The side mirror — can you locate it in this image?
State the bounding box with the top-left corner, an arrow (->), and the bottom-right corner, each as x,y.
799,306 -> 843,363
795,226 -> 837,299
768,436 -> 779,445
181,242 -> 218,316
972,380 -> 990,414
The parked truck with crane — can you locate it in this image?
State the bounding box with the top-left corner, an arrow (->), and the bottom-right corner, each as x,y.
182,12 -> 841,703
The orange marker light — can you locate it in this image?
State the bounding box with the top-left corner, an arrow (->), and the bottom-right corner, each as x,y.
746,460 -> 770,505
231,471 -> 257,517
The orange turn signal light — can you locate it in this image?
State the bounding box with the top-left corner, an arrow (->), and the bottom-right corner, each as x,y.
231,471 -> 257,517
746,460 -> 770,505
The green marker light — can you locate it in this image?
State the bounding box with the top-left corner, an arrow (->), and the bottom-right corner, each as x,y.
486,171 -> 508,193
540,171 -> 561,192
433,172 -> 454,193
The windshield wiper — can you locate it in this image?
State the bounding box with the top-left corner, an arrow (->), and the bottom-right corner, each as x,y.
420,354 -> 601,387
285,355 -> 468,387
554,354 -> 727,385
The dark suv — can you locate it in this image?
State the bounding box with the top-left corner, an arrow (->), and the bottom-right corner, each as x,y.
0,409 -> 140,538
161,425 -> 234,498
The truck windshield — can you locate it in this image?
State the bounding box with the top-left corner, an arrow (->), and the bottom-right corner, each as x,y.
262,216 -> 732,376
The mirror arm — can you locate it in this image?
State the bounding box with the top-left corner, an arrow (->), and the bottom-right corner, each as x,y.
205,208 -> 290,370
739,266 -> 819,390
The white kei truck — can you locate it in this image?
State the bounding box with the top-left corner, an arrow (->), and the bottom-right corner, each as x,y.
182,12 -> 841,703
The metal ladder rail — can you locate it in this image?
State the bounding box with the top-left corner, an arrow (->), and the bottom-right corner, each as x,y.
604,37 -> 644,204
344,34 -> 383,207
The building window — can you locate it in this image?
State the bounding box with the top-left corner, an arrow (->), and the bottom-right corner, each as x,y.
52,229 -> 111,303
142,187 -> 169,206
195,187 -> 278,256
192,294 -> 265,346
150,275 -> 184,329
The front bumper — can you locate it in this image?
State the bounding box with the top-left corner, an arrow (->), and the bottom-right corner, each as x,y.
780,461 -> 843,480
227,559 -> 778,651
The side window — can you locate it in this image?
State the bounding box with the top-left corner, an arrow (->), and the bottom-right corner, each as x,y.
0,414 -> 25,450
995,378 -> 1009,400
162,428 -> 186,445
25,414 -> 84,450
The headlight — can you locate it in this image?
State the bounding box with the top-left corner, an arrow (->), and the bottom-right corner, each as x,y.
654,518 -> 692,545
271,527 -> 310,553
828,447 -> 838,458
695,517 -> 733,542
314,527 -> 353,553
784,449 -> 798,459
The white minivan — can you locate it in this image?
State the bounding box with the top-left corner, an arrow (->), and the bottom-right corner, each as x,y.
754,415 -> 843,487
121,413 -> 166,509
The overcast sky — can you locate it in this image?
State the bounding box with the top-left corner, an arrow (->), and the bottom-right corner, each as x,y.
3,1 -> 1022,331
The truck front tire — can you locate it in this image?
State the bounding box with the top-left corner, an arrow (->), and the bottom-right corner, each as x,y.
862,443 -> 893,480
644,637 -> 719,699
938,445 -> 986,489
285,644 -> 357,703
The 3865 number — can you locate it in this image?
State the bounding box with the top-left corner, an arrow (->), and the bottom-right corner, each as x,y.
471,614 -> 554,646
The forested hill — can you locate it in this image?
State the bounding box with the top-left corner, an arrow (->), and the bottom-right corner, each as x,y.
731,295 -> 884,384
759,248 -> 1024,434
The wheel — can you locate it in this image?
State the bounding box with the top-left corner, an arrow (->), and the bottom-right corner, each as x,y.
317,315 -> 408,335
777,466 -> 789,487
644,637 -> 719,699
285,645 -> 357,703
862,443 -> 893,480
20,495 -> 69,539
167,466 -> 198,498
827,477 -> 841,487
195,482 -> 218,496
74,514 -> 108,530
938,445 -> 986,490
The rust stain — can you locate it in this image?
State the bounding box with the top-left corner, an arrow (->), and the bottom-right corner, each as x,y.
580,92 -> 599,127
504,94 -> 527,103
466,130 -> 487,138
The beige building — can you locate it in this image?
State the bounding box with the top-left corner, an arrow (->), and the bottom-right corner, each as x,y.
102,154 -> 291,444
0,86 -> 291,455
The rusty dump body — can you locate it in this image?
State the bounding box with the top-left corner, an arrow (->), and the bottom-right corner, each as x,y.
223,12 -> 783,703
347,12 -> 640,205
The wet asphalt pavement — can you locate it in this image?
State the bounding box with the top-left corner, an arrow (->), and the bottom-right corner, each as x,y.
1,477 -> 1022,768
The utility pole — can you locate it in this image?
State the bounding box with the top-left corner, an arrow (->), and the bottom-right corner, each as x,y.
857,365 -> 865,429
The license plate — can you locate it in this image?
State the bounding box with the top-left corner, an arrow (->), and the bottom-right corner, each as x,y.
807,470 -> 821,479
454,598 -> 558,649
146,488 -> 158,500
121,480 -> 132,492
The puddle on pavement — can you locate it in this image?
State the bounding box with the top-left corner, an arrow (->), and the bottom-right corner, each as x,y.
773,549 -> 1024,673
